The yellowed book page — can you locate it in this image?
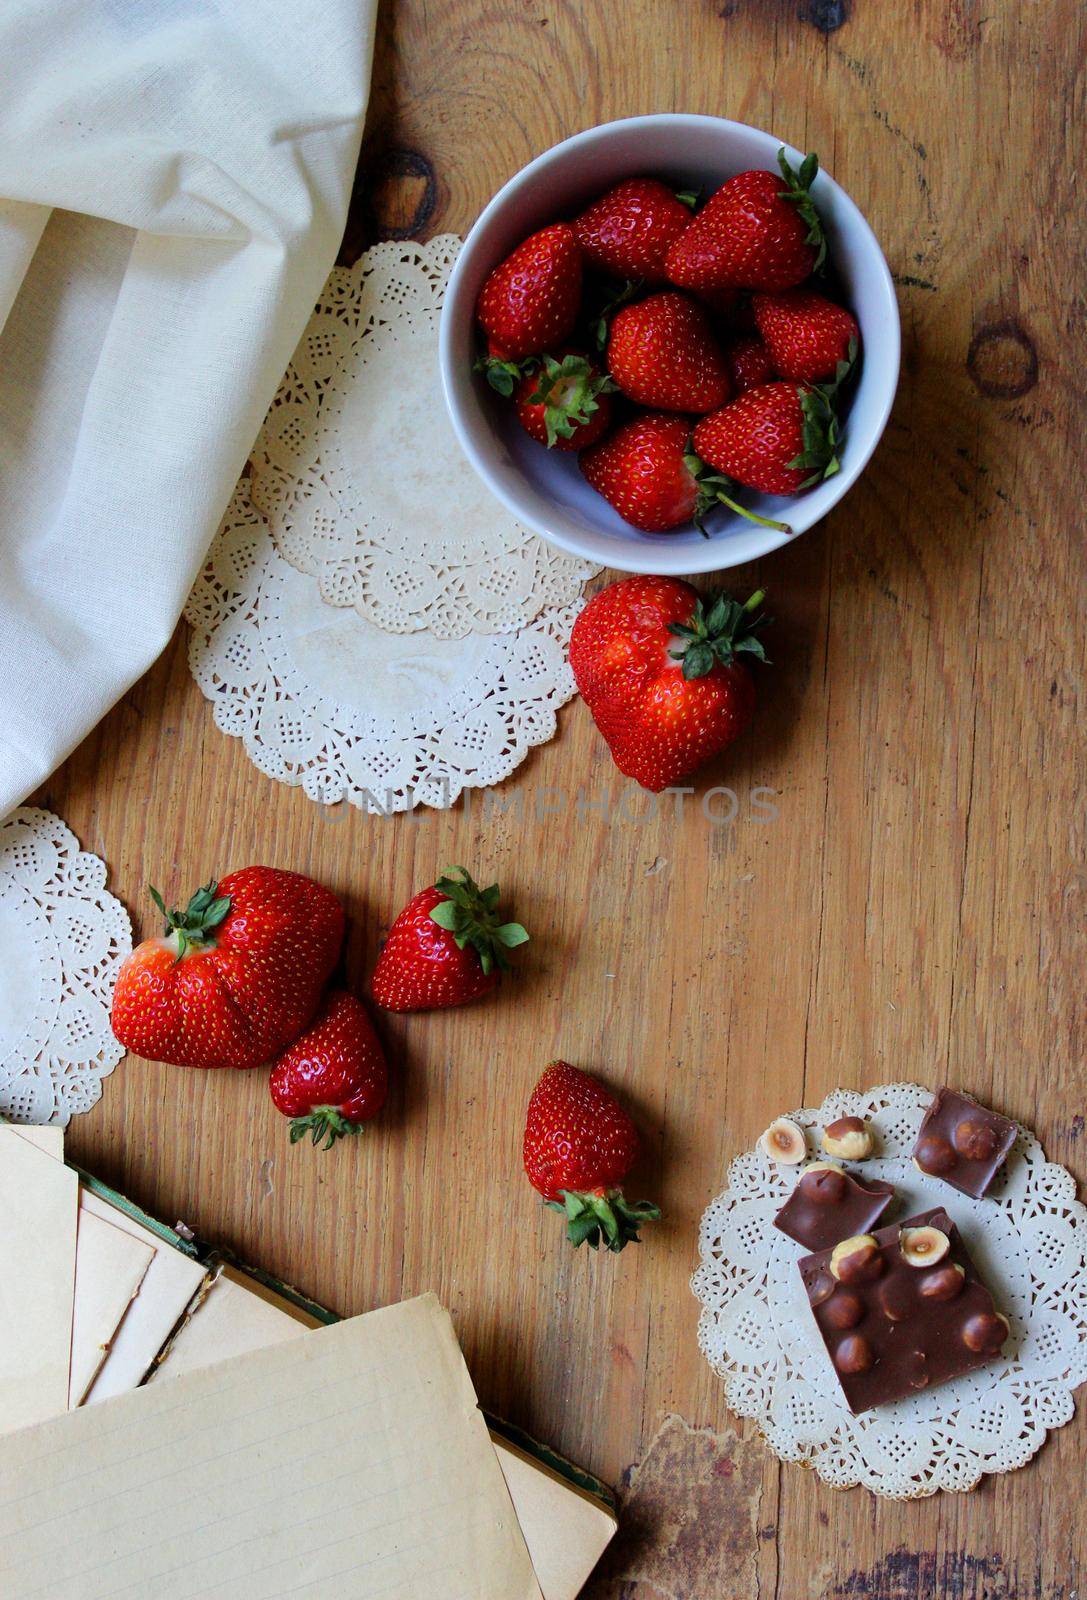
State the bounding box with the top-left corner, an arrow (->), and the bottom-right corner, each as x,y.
147,1264 -> 320,1382
9,1124 -> 64,1160
151,1268 -> 611,1600
0,1295 -> 543,1600
492,1438 -> 617,1600
68,1209 -> 155,1406
8,1126 -> 160,1407
0,1125 -> 78,1434
78,1189 -> 209,1403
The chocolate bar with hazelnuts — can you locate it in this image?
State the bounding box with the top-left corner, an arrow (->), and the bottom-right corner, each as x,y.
799,1207 -> 1010,1415
774,1162 -> 895,1252
911,1088 -> 1017,1199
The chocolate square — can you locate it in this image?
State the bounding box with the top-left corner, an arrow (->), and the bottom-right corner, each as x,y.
774,1163 -> 894,1252
912,1088 -> 1017,1198
799,1207 -> 1009,1414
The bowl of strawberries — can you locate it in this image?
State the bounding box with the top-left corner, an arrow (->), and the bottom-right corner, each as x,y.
439,114 -> 899,574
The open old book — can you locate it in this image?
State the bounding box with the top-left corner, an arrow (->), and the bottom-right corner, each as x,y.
0,1124 -> 615,1599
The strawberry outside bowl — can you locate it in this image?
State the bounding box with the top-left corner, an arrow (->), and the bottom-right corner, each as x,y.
438,113 -> 900,576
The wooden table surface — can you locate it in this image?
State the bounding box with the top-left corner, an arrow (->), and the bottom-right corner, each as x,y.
44,2 -> 1085,1595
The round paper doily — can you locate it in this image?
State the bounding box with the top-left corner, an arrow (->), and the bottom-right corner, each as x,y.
0,807 -> 131,1126
691,1082 -> 1087,1498
185,486 -> 582,812
247,234 -> 598,638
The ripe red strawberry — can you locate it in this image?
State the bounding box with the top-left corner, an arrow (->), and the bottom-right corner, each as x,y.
574,178 -> 694,283
476,223 -> 582,363
725,335 -> 776,393
753,288 -> 859,383
606,290 -> 731,412
666,150 -> 825,293
569,577 -> 769,791
269,990 -> 388,1149
580,411 -> 790,536
692,379 -> 841,496
513,349 -> 615,450
581,413 -> 697,532
111,868 -> 344,1069
523,1060 -> 660,1252
371,866 -> 528,1012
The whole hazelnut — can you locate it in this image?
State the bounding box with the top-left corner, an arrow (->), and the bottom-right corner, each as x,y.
900,1225 -> 951,1268
830,1235 -> 884,1286
800,1162 -> 847,1204
914,1134 -> 957,1176
918,1263 -> 966,1301
759,1117 -> 806,1165
821,1116 -> 874,1161
808,1271 -> 837,1307
962,1311 -> 1010,1353
876,1274 -> 916,1323
906,1352 -> 930,1389
823,1289 -> 865,1330
952,1117 -> 999,1162
834,1334 -> 874,1374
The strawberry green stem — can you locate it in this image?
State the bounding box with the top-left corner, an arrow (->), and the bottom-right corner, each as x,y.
707,487 -> 792,535
528,353 -> 616,447
667,590 -> 771,679
150,880 -> 231,961
685,450 -> 792,538
429,865 -> 528,976
545,1189 -> 661,1253
288,1107 -> 366,1150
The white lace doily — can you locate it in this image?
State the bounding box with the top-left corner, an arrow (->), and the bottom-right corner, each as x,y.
0,808 -> 131,1126
185,486 -> 581,812
692,1082 -> 1087,1498
246,234 -> 597,638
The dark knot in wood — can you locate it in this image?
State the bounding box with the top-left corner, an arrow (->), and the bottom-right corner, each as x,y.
804,0 -> 850,31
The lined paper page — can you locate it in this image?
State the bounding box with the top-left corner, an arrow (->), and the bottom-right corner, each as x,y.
0,1294 -> 543,1600
69,1210 -> 155,1407
79,1190 -> 208,1403
0,1126 -> 77,1434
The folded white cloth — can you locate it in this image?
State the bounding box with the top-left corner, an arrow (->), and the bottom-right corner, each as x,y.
0,0 -> 376,815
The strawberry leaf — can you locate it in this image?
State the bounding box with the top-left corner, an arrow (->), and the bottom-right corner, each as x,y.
287,1107 -> 365,1151
475,354 -> 534,396
527,353 -> 616,447
777,147 -> 827,273
546,1190 -> 661,1253
786,381 -> 843,485
667,588 -> 772,680
150,878 -> 232,954
429,866 -> 529,976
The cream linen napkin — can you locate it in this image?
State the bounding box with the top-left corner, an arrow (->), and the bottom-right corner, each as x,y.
0,0 -> 376,815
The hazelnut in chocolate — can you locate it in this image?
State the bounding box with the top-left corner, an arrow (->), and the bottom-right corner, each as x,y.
800,1207 -> 1009,1414
821,1115 -> 874,1161
912,1088 -> 1017,1199
773,1162 -> 895,1252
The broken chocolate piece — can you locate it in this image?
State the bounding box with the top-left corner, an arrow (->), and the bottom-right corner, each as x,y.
799,1207 -> 1009,1414
773,1163 -> 895,1252
912,1088 -> 1017,1198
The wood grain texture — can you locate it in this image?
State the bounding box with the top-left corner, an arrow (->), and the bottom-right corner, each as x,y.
39,1 -> 1086,1594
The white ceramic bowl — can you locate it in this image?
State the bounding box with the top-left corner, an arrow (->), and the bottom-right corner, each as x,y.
439,114 -> 900,576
